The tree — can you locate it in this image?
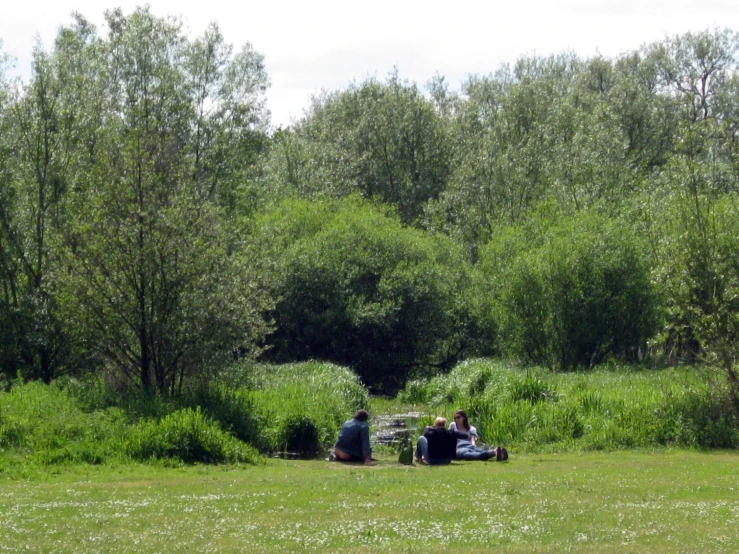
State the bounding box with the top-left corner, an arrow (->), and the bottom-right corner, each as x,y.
0,44 -> 23,382
265,72 -> 453,224
52,8 -> 272,394
651,29 -> 739,124
0,39 -> 87,382
608,51 -> 678,174
250,197 -> 475,391
480,210 -> 659,370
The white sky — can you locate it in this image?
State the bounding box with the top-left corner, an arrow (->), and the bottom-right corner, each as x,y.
2,0 -> 739,128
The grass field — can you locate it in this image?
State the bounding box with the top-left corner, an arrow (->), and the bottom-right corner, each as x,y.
2,450 -> 738,553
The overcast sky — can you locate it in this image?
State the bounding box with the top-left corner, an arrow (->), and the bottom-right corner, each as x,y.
2,0 -> 739,128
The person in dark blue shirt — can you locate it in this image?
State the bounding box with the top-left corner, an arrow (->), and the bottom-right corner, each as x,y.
333,409 -> 372,464
415,417 -> 493,465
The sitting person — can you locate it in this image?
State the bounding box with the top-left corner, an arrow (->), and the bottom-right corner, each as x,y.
333,409 -> 372,464
415,417 -> 489,465
449,409 -> 508,462
449,409 -> 479,444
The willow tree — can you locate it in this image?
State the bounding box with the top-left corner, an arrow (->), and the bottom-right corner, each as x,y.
266,72 -> 453,225
0,38 -> 90,382
54,9 -> 272,394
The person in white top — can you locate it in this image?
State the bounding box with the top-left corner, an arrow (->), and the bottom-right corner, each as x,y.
448,409 -> 478,446
448,409 -> 508,461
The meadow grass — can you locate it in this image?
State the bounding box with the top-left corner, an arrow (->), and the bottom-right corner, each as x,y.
1,450 -> 738,553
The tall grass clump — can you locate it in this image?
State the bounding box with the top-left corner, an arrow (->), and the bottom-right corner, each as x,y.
0,381 -> 128,465
398,360 -> 739,451
222,361 -> 370,454
126,407 -> 260,464
398,359 -> 510,406
180,383 -> 265,450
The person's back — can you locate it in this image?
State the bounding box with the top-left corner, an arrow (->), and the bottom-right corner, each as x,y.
333,409 -> 372,464
423,426 -> 461,460
415,417 -> 469,465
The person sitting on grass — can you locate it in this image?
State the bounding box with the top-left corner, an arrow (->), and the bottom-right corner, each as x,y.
415,417 -> 478,465
333,409 -> 372,465
449,409 -> 508,462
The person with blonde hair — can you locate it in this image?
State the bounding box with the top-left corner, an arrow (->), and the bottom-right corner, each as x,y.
414,417 -> 479,465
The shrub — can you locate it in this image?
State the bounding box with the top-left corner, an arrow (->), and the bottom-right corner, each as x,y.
276,415 -> 320,457
479,211 -> 660,370
250,197 -> 475,391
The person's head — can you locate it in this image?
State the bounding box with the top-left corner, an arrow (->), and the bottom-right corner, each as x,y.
353,409 -> 369,422
433,417 -> 447,428
453,410 -> 469,431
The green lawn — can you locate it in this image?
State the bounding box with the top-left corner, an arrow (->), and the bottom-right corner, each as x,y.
2,450 -> 738,553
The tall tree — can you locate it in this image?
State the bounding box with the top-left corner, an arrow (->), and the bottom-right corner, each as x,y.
0,41 -> 85,382
266,72 -> 453,224
53,8 -> 272,394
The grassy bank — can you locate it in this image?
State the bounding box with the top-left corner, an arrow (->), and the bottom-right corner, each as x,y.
0,362 -> 367,466
399,360 -> 739,451
1,450 -> 738,553
2,360 -> 737,469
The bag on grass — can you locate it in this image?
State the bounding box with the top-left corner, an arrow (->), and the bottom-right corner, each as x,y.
398,438 -> 414,465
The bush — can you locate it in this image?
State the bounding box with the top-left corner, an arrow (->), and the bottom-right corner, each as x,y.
251,198 -> 475,391
276,415 -> 320,457
127,408 -> 259,464
479,211 -> 660,370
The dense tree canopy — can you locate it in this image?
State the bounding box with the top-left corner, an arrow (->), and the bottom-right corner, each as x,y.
248,197 -> 476,391
0,8 -> 271,392
2,16 -> 739,395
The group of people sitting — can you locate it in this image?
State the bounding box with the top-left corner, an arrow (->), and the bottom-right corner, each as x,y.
331,409 -> 508,465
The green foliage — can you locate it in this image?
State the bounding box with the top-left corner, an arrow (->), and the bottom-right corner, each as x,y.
396,379 -> 432,405
51,361 -> 369,459
0,381 -> 128,465
0,379 -> 268,465
0,8 -> 272,392
275,414 -> 320,456
651,178 -> 739,394
479,211 -> 660,370
509,376 -> 556,403
399,360 -> 739,451
251,198 -> 475,391
265,71 -> 452,224
181,384 -> 263,449
236,362 -> 369,453
126,407 -> 259,464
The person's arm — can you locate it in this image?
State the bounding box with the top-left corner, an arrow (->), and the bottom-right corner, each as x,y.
361,424 -> 372,464
470,427 -> 479,446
